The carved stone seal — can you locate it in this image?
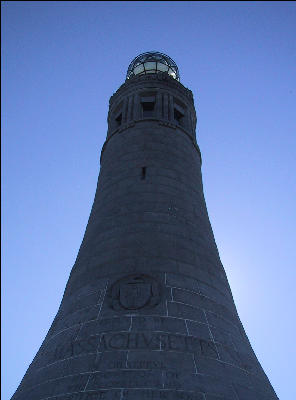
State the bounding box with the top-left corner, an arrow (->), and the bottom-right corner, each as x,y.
110,274 -> 161,311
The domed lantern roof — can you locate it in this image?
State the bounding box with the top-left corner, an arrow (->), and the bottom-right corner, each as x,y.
126,51 -> 180,81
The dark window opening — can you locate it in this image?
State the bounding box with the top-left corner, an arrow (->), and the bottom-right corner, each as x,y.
141,167 -> 146,180
174,108 -> 184,125
142,101 -> 155,117
115,113 -> 122,126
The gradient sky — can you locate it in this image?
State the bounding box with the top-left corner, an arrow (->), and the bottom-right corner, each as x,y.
2,2 -> 296,399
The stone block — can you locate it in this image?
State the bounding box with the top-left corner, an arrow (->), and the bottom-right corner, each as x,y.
210,326 -> 234,349
22,354 -> 96,389
32,326 -> 81,368
248,372 -> 278,397
127,350 -> 196,372
96,351 -> 128,370
215,343 -> 242,368
42,391 -> 122,400
198,281 -> 233,309
12,374 -> 89,400
167,302 -> 205,323
186,320 -> 211,341
65,277 -> 108,298
51,305 -> 99,334
205,395 -> 235,400
231,332 -> 253,354
166,273 -> 200,293
172,289 -> 237,325
194,357 -> 250,387
232,382 -> 278,400
59,291 -> 102,317
77,317 -> 132,339
50,335 -> 100,364
206,311 -> 240,336
122,389 -> 204,400
163,371 -> 236,398
131,316 -> 187,334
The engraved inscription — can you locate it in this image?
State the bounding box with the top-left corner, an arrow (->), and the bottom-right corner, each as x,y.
165,371 -> 181,389
123,389 -> 203,400
99,332 -> 218,358
99,332 -> 160,351
127,360 -> 165,369
54,336 -> 99,361
88,370 -> 161,389
36,333 -> 218,371
56,392 -> 119,400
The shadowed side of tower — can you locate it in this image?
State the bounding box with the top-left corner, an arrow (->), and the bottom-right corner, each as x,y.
12,52 -> 278,400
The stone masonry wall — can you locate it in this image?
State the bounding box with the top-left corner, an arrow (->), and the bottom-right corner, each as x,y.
11,76 -> 278,400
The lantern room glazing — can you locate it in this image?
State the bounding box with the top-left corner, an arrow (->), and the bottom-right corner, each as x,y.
126,51 -> 180,81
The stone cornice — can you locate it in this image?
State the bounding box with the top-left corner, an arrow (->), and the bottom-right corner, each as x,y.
109,73 -> 195,108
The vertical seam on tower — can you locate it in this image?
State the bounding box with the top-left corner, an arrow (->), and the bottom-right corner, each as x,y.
126,351 -> 129,369
192,353 -> 198,375
96,334 -> 103,356
230,332 -> 238,351
74,324 -> 83,341
184,319 -> 189,335
231,383 -> 241,400
96,279 -> 109,320
203,309 -> 220,359
83,374 -> 91,392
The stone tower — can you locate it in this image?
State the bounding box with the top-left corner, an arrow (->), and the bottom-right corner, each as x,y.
12,52 -> 277,400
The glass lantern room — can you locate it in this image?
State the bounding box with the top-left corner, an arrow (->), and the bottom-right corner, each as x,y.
126,51 -> 180,81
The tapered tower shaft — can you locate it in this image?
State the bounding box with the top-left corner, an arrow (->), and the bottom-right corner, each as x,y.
12,52 -> 277,400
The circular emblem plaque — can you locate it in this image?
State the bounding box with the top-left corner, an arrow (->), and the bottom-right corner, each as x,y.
110,274 -> 161,311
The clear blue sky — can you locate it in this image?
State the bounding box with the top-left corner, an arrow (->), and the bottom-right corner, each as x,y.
2,2 -> 295,399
